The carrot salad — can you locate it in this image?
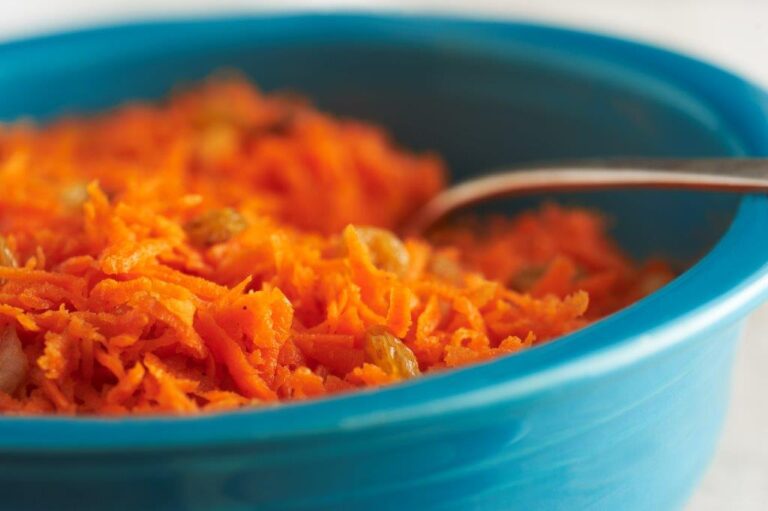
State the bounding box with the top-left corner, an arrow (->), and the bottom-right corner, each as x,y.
0,76 -> 673,415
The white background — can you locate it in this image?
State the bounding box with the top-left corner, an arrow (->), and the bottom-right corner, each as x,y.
1,2 -> 766,510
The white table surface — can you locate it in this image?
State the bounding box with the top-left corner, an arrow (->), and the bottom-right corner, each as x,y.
1,2 -> 766,509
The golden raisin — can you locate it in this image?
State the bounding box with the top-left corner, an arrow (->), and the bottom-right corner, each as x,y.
355,227 -> 410,277
635,272 -> 671,296
0,326 -> 27,394
60,182 -> 90,208
0,236 -> 17,270
185,208 -> 248,247
197,123 -> 239,164
363,325 -> 420,378
428,252 -> 464,285
510,265 -> 546,292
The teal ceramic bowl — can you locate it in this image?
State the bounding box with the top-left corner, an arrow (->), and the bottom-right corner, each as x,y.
0,13 -> 767,511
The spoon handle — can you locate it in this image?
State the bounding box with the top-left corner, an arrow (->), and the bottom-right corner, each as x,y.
561,158 -> 768,184
406,158 -> 768,234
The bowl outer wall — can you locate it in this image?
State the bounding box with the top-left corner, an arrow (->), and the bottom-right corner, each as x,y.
0,321 -> 743,511
0,13 -> 765,511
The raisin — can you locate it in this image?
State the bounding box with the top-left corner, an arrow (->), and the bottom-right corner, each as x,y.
363,325 -> 420,378
185,208 -> 248,247
355,227 -> 410,277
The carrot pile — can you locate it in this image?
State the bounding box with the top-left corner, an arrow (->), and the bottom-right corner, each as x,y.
0,76 -> 673,415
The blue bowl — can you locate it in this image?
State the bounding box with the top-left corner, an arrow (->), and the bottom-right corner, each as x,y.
1,13 -> 768,511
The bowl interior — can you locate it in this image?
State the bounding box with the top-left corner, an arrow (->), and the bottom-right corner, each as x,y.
0,15 -> 767,449
0,16 -> 758,262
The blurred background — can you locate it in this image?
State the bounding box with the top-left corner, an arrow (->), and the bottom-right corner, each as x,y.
2,1 -> 766,510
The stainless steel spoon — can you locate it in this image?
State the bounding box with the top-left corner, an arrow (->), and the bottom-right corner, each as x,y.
405,159 -> 768,235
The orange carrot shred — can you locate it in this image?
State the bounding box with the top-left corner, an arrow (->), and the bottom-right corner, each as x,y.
0,76 -> 671,415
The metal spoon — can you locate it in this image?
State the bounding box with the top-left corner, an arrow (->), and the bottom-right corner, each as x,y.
405,159 -> 768,235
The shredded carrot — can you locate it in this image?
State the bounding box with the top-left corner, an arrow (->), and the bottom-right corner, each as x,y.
0,75 -> 673,415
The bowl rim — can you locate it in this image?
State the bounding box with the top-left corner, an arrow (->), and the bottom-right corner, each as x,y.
1,11 -> 768,452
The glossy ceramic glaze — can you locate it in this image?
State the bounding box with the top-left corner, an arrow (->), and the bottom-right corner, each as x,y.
0,14 -> 767,511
